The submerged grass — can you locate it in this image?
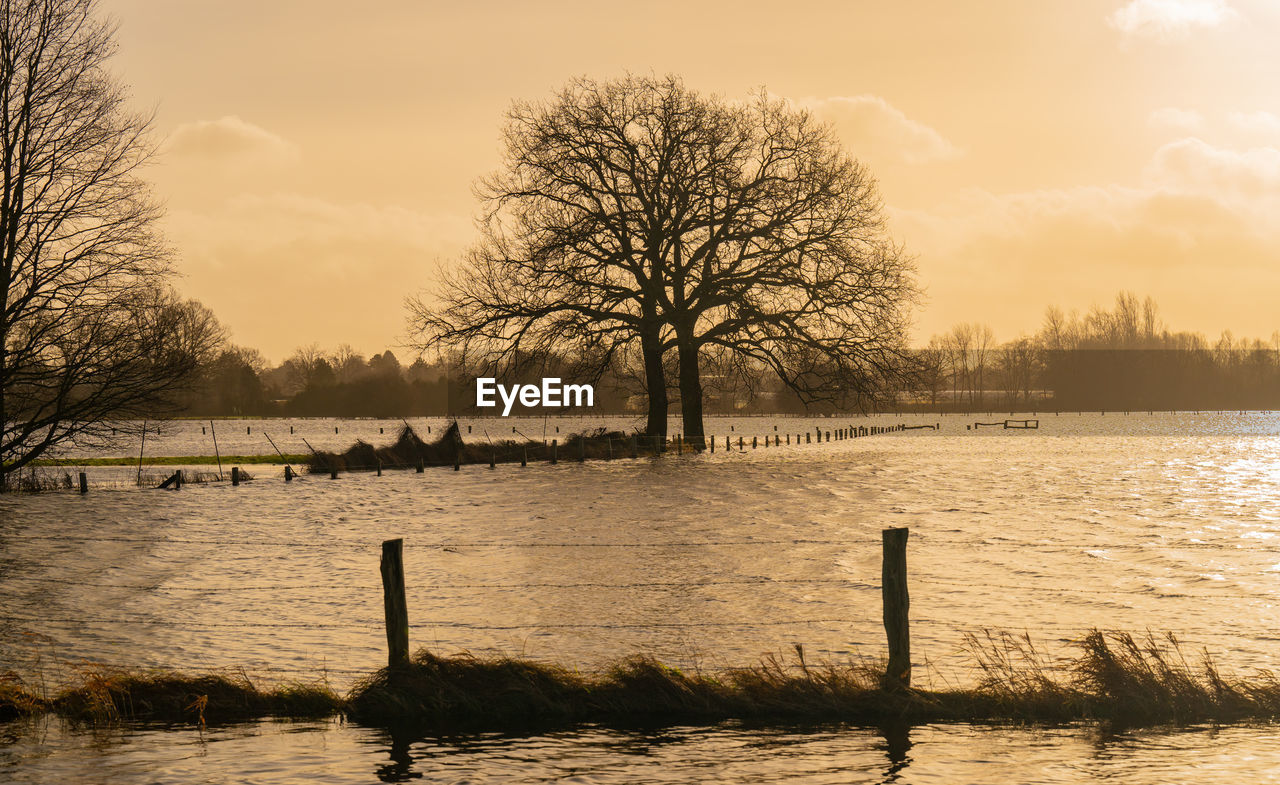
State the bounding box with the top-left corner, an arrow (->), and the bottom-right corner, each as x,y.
6,631 -> 1280,730
306,423 -> 650,474
1,667 -> 341,726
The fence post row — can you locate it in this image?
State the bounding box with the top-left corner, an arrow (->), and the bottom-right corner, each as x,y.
380,538 -> 410,668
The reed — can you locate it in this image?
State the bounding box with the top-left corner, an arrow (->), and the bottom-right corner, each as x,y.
51,667 -> 341,725
8,630 -> 1280,729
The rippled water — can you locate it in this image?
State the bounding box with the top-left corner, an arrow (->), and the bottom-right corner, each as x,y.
4,412 -> 1280,783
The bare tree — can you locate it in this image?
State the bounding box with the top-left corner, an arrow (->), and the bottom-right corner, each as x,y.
410,76 -> 917,444
0,0 -> 221,488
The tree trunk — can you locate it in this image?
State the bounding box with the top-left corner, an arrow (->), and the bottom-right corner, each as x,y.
676,329 -> 705,450
641,328 -> 668,438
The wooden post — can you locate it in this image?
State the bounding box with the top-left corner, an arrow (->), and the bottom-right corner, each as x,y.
377,460 -> 383,477
231,467 -> 240,486
453,451 -> 460,471
738,436 -> 743,450
806,432 -> 811,444
882,527 -> 911,689
380,538 -> 410,668
285,465 -> 293,482
551,439 -> 558,464
78,471 -> 88,494
489,451 -> 495,469
521,446 -> 528,467
710,436 -> 714,453
330,467 -> 338,479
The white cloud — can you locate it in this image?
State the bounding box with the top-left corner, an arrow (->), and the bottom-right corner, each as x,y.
1228,110 -> 1280,139
1146,137 -> 1280,201
164,116 -> 299,165
1108,0 -> 1239,41
794,95 -> 960,165
1149,107 -> 1204,133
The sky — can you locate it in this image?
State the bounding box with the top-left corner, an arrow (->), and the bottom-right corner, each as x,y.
99,0 -> 1280,362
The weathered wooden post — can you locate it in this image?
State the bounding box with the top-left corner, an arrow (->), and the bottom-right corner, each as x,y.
521,446 -> 528,467
882,527 -> 910,689
738,436 -> 744,450
752,436 -> 757,448
786,434 -> 790,445
377,460 -> 383,477
247,426 -> 251,434
489,451 -> 496,469
453,451 -> 460,471
78,472 -> 88,494
380,538 -> 410,668
285,465 -> 294,482
231,467 -> 241,486
806,432 -> 811,444
551,439 -> 558,464
710,436 -> 715,454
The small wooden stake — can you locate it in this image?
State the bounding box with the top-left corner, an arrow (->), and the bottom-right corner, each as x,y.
78,471 -> 88,494
551,439 -> 558,464
231,467 -> 240,486
380,538 -> 410,668
882,527 -> 911,689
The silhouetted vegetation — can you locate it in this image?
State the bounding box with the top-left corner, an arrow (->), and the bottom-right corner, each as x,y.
910,291 -> 1280,412
0,0 -> 224,490
7,630 -> 1280,729
409,75 -> 918,446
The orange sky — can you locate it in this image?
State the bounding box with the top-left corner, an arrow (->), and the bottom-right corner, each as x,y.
101,0 -> 1280,361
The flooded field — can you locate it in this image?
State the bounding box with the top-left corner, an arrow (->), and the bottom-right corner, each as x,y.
4,412 -> 1280,782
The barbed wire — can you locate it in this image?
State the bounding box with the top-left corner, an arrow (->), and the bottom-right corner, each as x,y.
2,576 -> 878,591
0,614 -> 859,631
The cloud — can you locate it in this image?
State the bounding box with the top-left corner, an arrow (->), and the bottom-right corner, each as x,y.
1149,107 -> 1204,133
1108,0 -> 1239,41
1146,137 -> 1280,201
165,194 -> 472,360
894,138 -> 1280,342
1228,110 -> 1280,139
164,116 -> 299,165
795,95 -> 960,165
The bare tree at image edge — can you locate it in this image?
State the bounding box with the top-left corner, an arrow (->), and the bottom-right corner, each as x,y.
0,0 -> 223,489
409,75 -> 918,445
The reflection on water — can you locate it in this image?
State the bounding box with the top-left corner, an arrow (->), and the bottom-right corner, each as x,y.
6,412 -> 1280,782
6,717 -> 1280,784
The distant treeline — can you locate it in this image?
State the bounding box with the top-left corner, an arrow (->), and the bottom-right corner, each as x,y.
177,293 -> 1280,418
910,292 -> 1280,412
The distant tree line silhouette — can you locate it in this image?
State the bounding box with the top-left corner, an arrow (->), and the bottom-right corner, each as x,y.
912,292 -> 1280,412
172,292 -> 1280,419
